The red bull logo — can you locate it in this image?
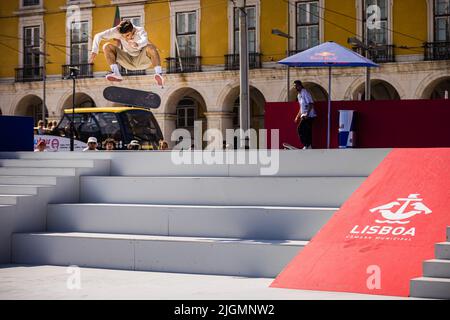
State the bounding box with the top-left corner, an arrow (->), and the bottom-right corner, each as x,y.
310,51 -> 337,61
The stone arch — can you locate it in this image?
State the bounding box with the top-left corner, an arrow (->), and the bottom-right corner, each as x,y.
287,82 -> 329,102
419,76 -> 450,100
164,87 -> 208,145
216,80 -> 241,109
59,92 -> 97,115
165,87 -> 208,115
164,86 -> 209,114
414,70 -> 450,99
220,85 -> 267,130
14,94 -> 49,126
349,78 -> 402,100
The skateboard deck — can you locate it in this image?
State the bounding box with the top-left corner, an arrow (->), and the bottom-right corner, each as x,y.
282,143 -> 299,150
103,86 -> 161,109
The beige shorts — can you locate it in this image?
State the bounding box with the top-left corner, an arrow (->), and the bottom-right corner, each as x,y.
116,47 -> 152,71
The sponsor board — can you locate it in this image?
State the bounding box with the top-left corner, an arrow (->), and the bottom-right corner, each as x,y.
34,135 -> 87,152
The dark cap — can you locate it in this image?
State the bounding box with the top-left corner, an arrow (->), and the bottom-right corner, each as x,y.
293,80 -> 303,86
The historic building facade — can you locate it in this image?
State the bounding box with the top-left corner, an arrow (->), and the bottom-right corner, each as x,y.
0,0 -> 449,145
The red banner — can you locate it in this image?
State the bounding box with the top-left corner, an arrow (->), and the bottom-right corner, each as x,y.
271,148 -> 450,297
265,99 -> 450,149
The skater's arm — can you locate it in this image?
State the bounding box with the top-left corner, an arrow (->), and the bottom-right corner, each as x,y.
91,27 -> 119,55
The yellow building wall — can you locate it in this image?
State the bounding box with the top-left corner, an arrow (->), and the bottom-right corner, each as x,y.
0,1 -> 19,78
0,0 -> 435,78
92,5 -> 117,73
200,0 -> 228,66
323,0 -> 357,49
393,0 -> 428,56
260,0 -> 288,63
0,16 -> 19,78
146,2 -> 170,66
45,11 -> 67,76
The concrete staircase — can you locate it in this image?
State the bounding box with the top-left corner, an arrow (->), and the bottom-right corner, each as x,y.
0,157 -> 110,264
4,150 -> 390,278
410,227 -> 450,299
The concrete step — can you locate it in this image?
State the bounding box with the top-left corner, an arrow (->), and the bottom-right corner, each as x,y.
0,152 -> 110,160
12,232 -> 307,278
436,242 -> 450,260
80,176 -> 365,207
423,259 -> 450,278
47,204 -> 337,240
0,195 -> 33,205
0,185 -> 52,195
0,149 -> 390,177
0,167 -> 76,177
0,159 -> 95,168
410,277 -> 450,299
0,176 -> 58,185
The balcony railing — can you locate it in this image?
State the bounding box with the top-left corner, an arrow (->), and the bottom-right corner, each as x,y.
353,45 -> 396,63
166,56 -> 202,74
120,66 -> 146,76
224,53 -> 262,70
62,64 -> 94,79
424,42 -> 450,61
15,66 -> 43,82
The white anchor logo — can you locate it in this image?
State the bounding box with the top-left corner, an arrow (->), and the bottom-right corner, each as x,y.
369,194 -> 432,225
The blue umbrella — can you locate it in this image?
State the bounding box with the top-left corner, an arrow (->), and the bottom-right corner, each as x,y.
279,41 -> 379,148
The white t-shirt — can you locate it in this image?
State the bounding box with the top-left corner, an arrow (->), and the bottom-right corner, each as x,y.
91,26 -> 149,57
297,89 -> 317,118
83,147 -> 98,152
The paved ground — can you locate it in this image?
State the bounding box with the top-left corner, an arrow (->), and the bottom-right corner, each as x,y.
0,264 -> 418,300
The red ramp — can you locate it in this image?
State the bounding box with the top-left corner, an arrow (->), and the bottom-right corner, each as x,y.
271,149 -> 450,297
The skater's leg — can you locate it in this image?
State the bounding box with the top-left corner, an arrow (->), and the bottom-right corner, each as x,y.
304,119 -> 313,148
103,43 -> 118,65
103,43 -> 123,82
145,43 -> 164,87
145,43 -> 161,67
298,121 -> 306,147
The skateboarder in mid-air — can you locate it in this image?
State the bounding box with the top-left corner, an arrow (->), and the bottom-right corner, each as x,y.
89,19 -> 164,87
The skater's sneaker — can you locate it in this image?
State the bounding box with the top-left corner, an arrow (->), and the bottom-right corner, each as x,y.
106,72 -> 123,82
154,74 -> 165,88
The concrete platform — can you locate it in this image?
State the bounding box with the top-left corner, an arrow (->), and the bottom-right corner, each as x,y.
80,176 -> 365,207
0,264 -> 417,300
12,233 -> 307,278
47,203 -> 336,240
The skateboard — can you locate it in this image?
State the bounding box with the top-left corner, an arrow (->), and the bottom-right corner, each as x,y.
282,143 -> 299,150
103,86 -> 161,109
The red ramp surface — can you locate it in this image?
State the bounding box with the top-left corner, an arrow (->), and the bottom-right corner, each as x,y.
271,149 -> 450,297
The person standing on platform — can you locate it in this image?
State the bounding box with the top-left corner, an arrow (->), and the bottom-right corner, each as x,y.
294,80 -> 317,149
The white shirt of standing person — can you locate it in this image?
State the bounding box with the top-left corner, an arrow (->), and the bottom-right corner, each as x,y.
91,26 -> 148,57
298,89 -> 317,118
